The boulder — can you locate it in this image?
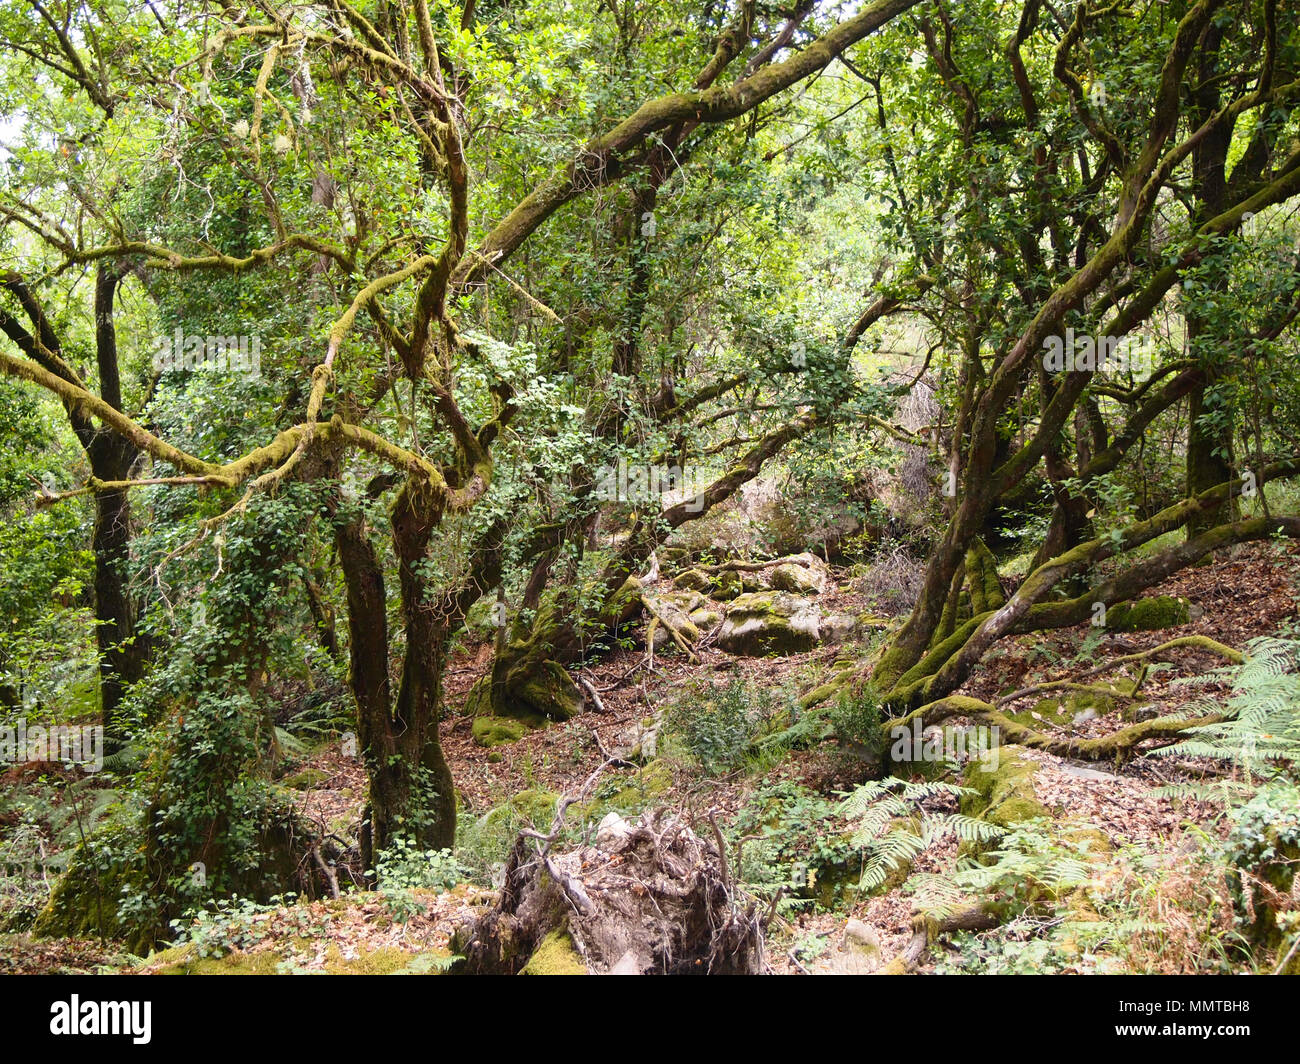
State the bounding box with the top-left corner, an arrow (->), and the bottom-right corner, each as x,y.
819,613 -> 857,644
770,556 -> 829,594
1105,596 -> 1191,631
472,716 -> 529,748
688,607 -> 724,632
717,591 -> 820,656
673,568 -> 713,593
713,570 -> 743,600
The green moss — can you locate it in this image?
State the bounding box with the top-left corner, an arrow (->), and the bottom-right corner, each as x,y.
507,788 -> 561,826
145,944 -> 282,975
717,592 -> 820,656
514,660 -> 583,720
461,675 -> 492,718
578,760 -> 673,821
673,568 -> 713,592
519,928 -> 587,975
962,746 -> 1047,827
471,716 -> 530,747
713,569 -> 743,600
281,768 -> 329,790
799,672 -> 853,709
322,944 -> 450,974
1011,686 -> 1119,727
31,819 -> 149,949
1105,596 -> 1190,631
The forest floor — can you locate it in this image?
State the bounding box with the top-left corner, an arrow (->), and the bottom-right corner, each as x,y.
2,541 -> 1297,974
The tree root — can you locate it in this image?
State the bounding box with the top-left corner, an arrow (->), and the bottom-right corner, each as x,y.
884,691 -> 1227,763
994,635 -> 1241,706
879,904 -> 1001,973
640,592 -> 700,662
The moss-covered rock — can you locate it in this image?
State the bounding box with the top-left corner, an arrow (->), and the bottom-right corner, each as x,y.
519,928 -> 588,975
713,569 -> 743,600
770,560 -> 826,594
962,746 -> 1047,827
281,768 -> 329,790
31,818 -> 149,949
1105,596 -> 1190,631
717,591 -> 820,656
471,716 -> 530,747
514,660 -> 584,720
673,568 -> 713,593
820,613 -> 857,644
658,545 -> 691,570
688,608 -> 723,632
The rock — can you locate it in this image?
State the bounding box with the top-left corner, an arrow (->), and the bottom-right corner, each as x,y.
595,812 -> 633,850
673,568 -> 713,593
608,949 -> 645,975
1105,595 -> 1191,631
820,613 -> 857,644
962,746 -> 1047,827
770,561 -> 826,594
1058,763 -> 1125,783
1072,706 -> 1098,724
644,590 -> 703,651
688,607 -> 723,632
819,920 -> 882,975
612,719 -> 659,762
844,919 -> 880,953
658,546 -> 692,573
1133,703 -> 1159,722
713,570 -> 743,600
717,591 -> 821,656
478,659 -> 583,721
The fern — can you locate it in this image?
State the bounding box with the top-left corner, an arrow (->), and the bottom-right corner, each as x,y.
1151,637 -> 1300,799
839,777 -> 1003,891
911,822 -> 1093,920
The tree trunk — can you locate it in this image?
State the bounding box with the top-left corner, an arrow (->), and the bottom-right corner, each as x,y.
91,482 -> 144,729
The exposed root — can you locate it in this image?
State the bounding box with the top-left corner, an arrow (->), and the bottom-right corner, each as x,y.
640,592 -> 700,662
456,809 -> 766,974
995,635 -> 1242,707
880,904 -> 1001,973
